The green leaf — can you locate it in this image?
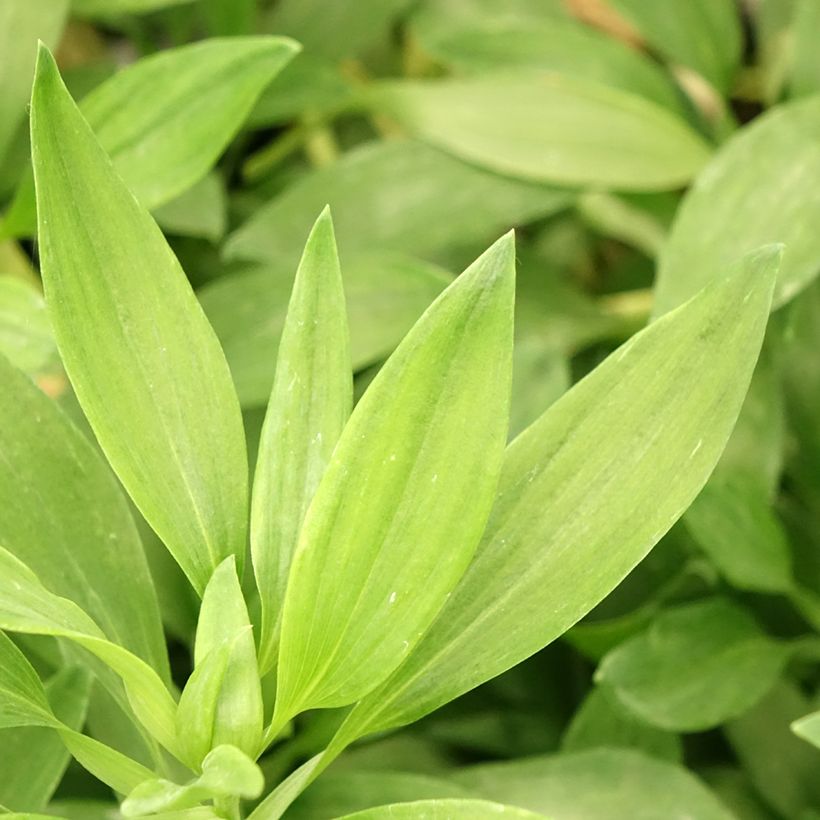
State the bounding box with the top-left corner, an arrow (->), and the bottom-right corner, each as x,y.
190,557 -> 263,759
0,545 -> 178,756
79,37 -> 297,209
335,245 -> 779,743
451,749 -> 734,820
224,140 -> 570,268
562,686 -> 682,763
608,0 -> 742,93
0,353 -> 168,678
121,746 -> 263,817
684,472 -> 794,593
416,15 -> 690,119
31,46 -> 249,596
596,598 -> 790,731
8,35 -> 299,237
273,232 -> 515,722
0,0 -> 68,169
252,208 -> 351,673
335,800 -> 547,819
367,74 -> 712,190
288,771 -> 474,820
200,252 -> 450,407
654,95 -> 820,315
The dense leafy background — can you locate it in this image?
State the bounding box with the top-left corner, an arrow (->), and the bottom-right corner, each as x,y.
3,1 -> 820,819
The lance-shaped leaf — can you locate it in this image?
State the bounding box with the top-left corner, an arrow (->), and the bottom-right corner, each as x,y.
0,545 -> 178,756
0,633 -> 154,795
0,353 -> 168,678
6,36 -> 299,236
334,245 -> 779,744
183,557 -> 263,761
30,46 -> 248,596
252,208 -> 352,673
367,74 -> 712,191
653,95 -> 820,315
273,233 -> 515,723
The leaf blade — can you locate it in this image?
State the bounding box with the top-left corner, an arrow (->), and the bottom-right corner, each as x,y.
31,45 -> 249,595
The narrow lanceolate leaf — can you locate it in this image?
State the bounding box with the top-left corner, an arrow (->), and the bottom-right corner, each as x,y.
79,37 -> 298,210
273,233 -> 515,723
0,545 -> 178,756
181,557 -> 263,762
653,95 -> 820,315
31,46 -> 248,596
368,74 -> 712,191
334,246 -> 779,744
252,209 -> 352,673
0,353 -> 169,679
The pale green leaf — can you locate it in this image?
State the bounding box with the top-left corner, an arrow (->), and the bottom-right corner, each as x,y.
336,800 -> 547,819
9,35 -> 299,236
608,0 -> 742,93
367,74 -> 712,190
335,246 -> 779,743
684,473 -> 793,593
0,353 -> 168,677
252,208 -> 352,673
224,140 -> 570,268
273,233 -> 515,722
596,598 -> 790,731
79,37 -> 297,209
0,545 -> 178,755
192,557 -> 263,758
198,745 -> 264,799
200,252 -> 450,407
31,46 -> 249,596
0,0 -> 67,169
654,95 -> 820,315
452,749 -> 734,820
0,667 -> 91,812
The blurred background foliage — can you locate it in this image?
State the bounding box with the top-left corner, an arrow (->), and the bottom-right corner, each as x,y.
4,1 -> 820,818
